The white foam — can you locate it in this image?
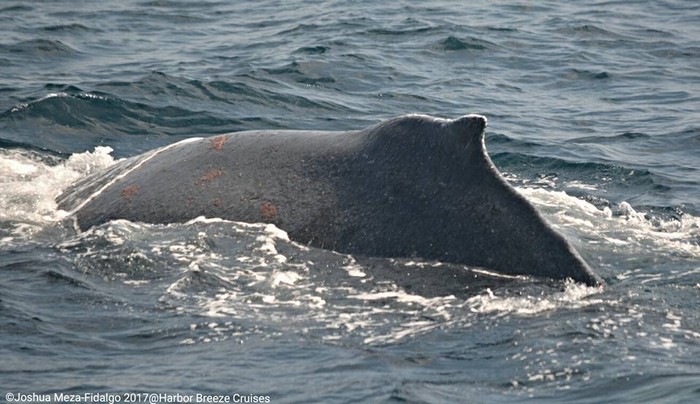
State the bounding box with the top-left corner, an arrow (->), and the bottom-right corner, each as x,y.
270,270 -> 303,287
471,268 -> 525,280
403,260 -> 443,268
342,256 -> 366,277
565,180 -> 600,191
467,280 -> 603,316
351,290 -> 456,307
252,224 -> 291,264
517,187 -> 700,260
0,147 -> 117,234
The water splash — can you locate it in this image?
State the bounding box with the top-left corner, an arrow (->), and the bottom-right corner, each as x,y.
0,147 -> 116,240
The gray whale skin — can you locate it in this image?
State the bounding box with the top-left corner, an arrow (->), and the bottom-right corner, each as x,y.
57,114 -> 603,286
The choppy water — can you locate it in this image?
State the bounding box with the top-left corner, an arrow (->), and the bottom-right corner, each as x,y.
1,1 -> 699,403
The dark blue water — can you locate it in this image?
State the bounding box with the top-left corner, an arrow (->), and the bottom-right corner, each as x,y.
1,1 -> 699,403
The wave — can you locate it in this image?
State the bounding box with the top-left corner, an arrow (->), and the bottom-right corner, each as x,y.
436,36 -> 494,51
0,39 -> 79,57
553,24 -> 630,39
562,68 -> 611,80
368,25 -> 439,36
293,45 -> 331,55
0,71 -> 368,155
40,23 -> 101,33
493,151 -> 665,198
0,5 -> 33,13
574,132 -> 651,143
574,127 -> 700,148
490,130 -> 699,214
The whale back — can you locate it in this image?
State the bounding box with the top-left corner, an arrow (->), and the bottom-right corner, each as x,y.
57,115 -> 602,286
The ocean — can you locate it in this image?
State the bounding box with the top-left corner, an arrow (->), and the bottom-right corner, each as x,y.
1,1 -> 698,403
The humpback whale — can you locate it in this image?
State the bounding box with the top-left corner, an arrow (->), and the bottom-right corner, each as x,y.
57,114 -> 603,286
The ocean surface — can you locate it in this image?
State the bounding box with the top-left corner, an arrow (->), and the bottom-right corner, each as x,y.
1,1 -> 699,403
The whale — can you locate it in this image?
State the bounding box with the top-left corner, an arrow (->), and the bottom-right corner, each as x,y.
57,114 -> 603,286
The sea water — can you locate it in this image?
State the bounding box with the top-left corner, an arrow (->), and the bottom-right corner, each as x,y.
1,1 -> 699,402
